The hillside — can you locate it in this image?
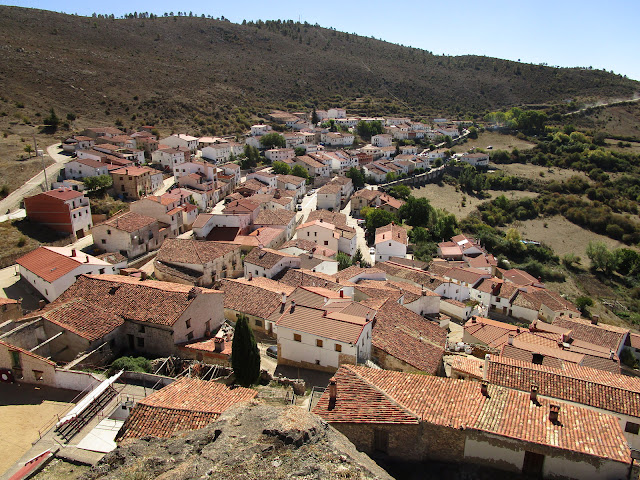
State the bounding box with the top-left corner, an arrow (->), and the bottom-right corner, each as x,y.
0,6 -> 638,138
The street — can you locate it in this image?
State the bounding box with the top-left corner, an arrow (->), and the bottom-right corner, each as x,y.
340,199 -> 373,264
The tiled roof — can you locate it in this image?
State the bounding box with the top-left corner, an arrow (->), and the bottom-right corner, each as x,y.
279,269 -> 342,291
280,239 -> 337,258
37,188 -> 84,201
156,239 -> 239,266
244,248 -> 297,269
313,366 -> 631,463
464,317 -> 527,349
446,355 -> 484,378
146,193 -> 181,206
502,268 -> 540,286
373,298 -> 446,374
487,356 -> 640,418
254,209 -> 296,226
352,189 -> 379,201
41,274 -> 221,330
73,157 -> 106,169
102,212 -> 157,233
16,246 -> 110,283
276,174 -> 306,185
296,155 -> 324,169
220,278 -> 293,318
116,378 -> 256,441
317,182 -> 342,194
111,166 -> 153,176
374,223 -> 407,246
512,287 -> 579,314
0,298 -> 19,305
307,210 -> 348,227
38,298 -> 124,341
552,315 -> 628,352
275,304 -> 370,344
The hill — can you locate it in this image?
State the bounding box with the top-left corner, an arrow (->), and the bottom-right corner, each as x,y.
0,6 -> 638,138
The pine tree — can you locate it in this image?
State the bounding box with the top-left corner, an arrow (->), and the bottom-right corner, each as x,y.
231,314 -> 261,386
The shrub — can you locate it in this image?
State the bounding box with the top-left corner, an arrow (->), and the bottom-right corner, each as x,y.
109,356 -> 152,376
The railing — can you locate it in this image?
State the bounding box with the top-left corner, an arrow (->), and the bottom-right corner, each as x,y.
308,386 -> 326,411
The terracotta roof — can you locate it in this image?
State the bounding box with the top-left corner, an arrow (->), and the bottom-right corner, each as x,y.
146,193 -> 181,206
307,210 -> 348,227
254,209 -> 296,226
502,268 -> 540,285
552,315 -> 628,353
352,189 -> 379,201
223,198 -> 260,214
156,239 -> 239,266
275,304 -> 370,344
36,188 -> 84,201
111,166 -> 153,176
373,298 -> 446,374
37,275 -> 220,333
101,211 -> 157,233
313,366 -> 631,463
233,227 -> 283,248
38,298 -> 124,341
487,356 -> 640,418
296,155 -> 324,169
244,248 -> 297,269
16,247 -> 110,283
374,223 -> 407,246
464,317 -> 527,349
220,278 -> 294,318
279,269 -> 342,291
317,182 -> 342,194
446,355 -> 484,378
73,157 -> 106,169
512,287 -> 579,314
116,378 -> 256,441
280,239 -> 337,258
0,298 -> 19,305
275,174 -> 306,185
377,193 -> 404,210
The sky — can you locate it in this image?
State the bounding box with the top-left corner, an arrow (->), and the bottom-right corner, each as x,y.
5,0 -> 640,82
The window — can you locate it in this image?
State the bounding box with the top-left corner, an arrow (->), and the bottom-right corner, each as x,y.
293,334 -> 302,342
316,339 -> 323,348
324,241 -> 329,246
186,331 -> 194,341
314,232 -> 317,237
137,337 -> 144,348
335,344 -> 342,352
255,319 -> 263,327
185,319 -> 191,329
388,242 -> 391,246
9,350 -> 20,368
139,325 -> 145,333
107,229 -> 111,235
532,353 -> 544,365
307,232 -> 310,237
33,370 -> 44,381
626,422 -> 640,435
99,268 -> 105,274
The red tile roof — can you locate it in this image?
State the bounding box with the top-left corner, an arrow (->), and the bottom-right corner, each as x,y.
446,355 -> 484,379
16,247 -> 110,282
552,315 -> 628,353
372,298 -> 446,374
111,166 -> 153,176
220,278 -> 294,318
116,378 -> 256,441
279,269 -> 342,291
313,366 -> 631,463
487,355 -> 640,418
374,223 -> 407,246
156,239 -> 239,266
464,317 -> 527,348
37,188 -> 84,201
244,247 -> 297,269
102,211 -> 157,232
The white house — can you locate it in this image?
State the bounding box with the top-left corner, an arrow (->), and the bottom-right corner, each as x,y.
296,220 -> 357,256
173,161 -> 217,182
250,124 -> 272,136
202,143 -> 232,163
16,247 -> 116,302
316,182 -> 342,211
460,152 -> 490,167
265,148 -> 295,163
275,174 -> 307,200
327,108 -> 346,119
64,158 -> 113,180
374,223 -> 408,263
129,194 -> 185,236
243,248 -> 300,279
92,211 -> 163,258
152,147 -> 190,169
321,132 -> 354,147
159,134 -> 199,153
371,134 -> 393,147
295,155 -> 331,178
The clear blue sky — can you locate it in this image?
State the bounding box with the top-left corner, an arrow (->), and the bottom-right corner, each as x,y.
5,0 -> 640,82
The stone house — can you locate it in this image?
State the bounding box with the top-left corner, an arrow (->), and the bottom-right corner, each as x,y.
92,211 -> 162,258
243,248 -> 300,279
110,166 -> 154,200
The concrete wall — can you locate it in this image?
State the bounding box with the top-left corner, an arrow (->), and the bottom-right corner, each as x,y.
0,341 -> 56,386
374,240 -> 406,263
176,292 -> 225,344
54,369 -> 103,391
403,295 -> 440,316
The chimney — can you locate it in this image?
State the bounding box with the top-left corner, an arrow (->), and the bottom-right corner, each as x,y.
290,300 -> 296,313
38,299 -> 46,310
610,349 -> 615,360
480,381 -> 489,397
141,272 -> 147,280
85,256 -> 90,263
591,315 -> 599,325
530,385 -> 539,404
71,249 -> 77,257
281,292 -> 287,305
214,337 -> 225,352
549,404 -> 560,423
248,273 -> 253,281
328,379 -> 337,410
422,285 -> 426,296
483,354 -> 490,381
508,335 -> 514,345
339,290 -> 344,298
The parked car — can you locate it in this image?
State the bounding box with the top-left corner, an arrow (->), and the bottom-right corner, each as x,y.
486,145 -> 493,150
266,345 -> 278,358
296,204 -> 303,211
369,247 -> 376,255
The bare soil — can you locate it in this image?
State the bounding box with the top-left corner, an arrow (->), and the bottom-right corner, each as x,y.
451,131 -> 535,154
0,383 -> 76,476
411,182 -> 538,220
31,459 -> 90,480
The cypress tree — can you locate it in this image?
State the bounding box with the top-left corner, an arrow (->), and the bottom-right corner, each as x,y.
231,314 -> 261,386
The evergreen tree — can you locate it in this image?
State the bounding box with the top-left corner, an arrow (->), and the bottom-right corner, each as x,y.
312,108 -> 318,125
231,314 -> 261,387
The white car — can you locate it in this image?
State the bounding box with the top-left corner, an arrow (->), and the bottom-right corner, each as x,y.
296,204 -> 303,211
369,247 -> 375,255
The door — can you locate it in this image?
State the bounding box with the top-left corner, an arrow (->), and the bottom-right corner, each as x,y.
522,451 -> 544,477
373,428 -> 389,454
128,334 -> 135,350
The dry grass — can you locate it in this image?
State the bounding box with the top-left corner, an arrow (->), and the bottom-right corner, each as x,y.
489,162 -> 590,183
410,183 -> 538,220
0,219 -> 70,269
30,459 -> 89,480
451,131 -> 535,154
504,216 -> 628,262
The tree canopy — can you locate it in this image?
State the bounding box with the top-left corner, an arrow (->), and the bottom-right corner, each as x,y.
356,120 -> 383,141
345,167 -> 365,188
259,132 -> 286,149
271,161 -> 291,175
231,314 -> 261,387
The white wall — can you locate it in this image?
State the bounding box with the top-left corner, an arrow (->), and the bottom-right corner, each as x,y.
54,369 -> 103,391
375,240 -> 406,263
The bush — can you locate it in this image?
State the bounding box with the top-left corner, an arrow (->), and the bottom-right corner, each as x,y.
575,296 -> 594,315
109,356 -> 152,376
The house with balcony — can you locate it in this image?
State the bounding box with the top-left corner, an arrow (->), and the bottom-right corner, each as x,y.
24,188 -> 93,238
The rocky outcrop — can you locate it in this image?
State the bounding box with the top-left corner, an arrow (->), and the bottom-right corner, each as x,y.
85,402 -> 393,480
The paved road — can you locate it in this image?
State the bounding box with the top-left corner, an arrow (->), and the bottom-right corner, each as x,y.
0,143 -> 71,214
340,200 -> 372,264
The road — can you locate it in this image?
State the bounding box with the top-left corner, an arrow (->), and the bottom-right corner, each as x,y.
0,143 -> 70,214
340,200 -> 373,264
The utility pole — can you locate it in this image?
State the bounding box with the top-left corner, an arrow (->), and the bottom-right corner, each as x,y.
34,135 -> 48,191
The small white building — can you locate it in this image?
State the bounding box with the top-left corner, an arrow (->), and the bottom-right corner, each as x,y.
64,158 -> 113,180
159,134 -> 199,153
460,152 -> 490,167
371,134 -> 393,148
250,124 -> 272,136
374,223 -> 408,263
16,247 -> 116,302
265,148 -> 295,162
92,212 -> 163,258
152,147 -> 190,169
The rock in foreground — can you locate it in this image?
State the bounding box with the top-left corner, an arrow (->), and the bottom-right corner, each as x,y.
86,402 -> 393,480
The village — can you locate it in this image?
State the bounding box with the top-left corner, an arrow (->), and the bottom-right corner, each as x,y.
1,108 -> 639,480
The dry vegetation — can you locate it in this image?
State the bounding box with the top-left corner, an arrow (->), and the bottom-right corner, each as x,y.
566,101 -> 640,139
451,131 -> 535,153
